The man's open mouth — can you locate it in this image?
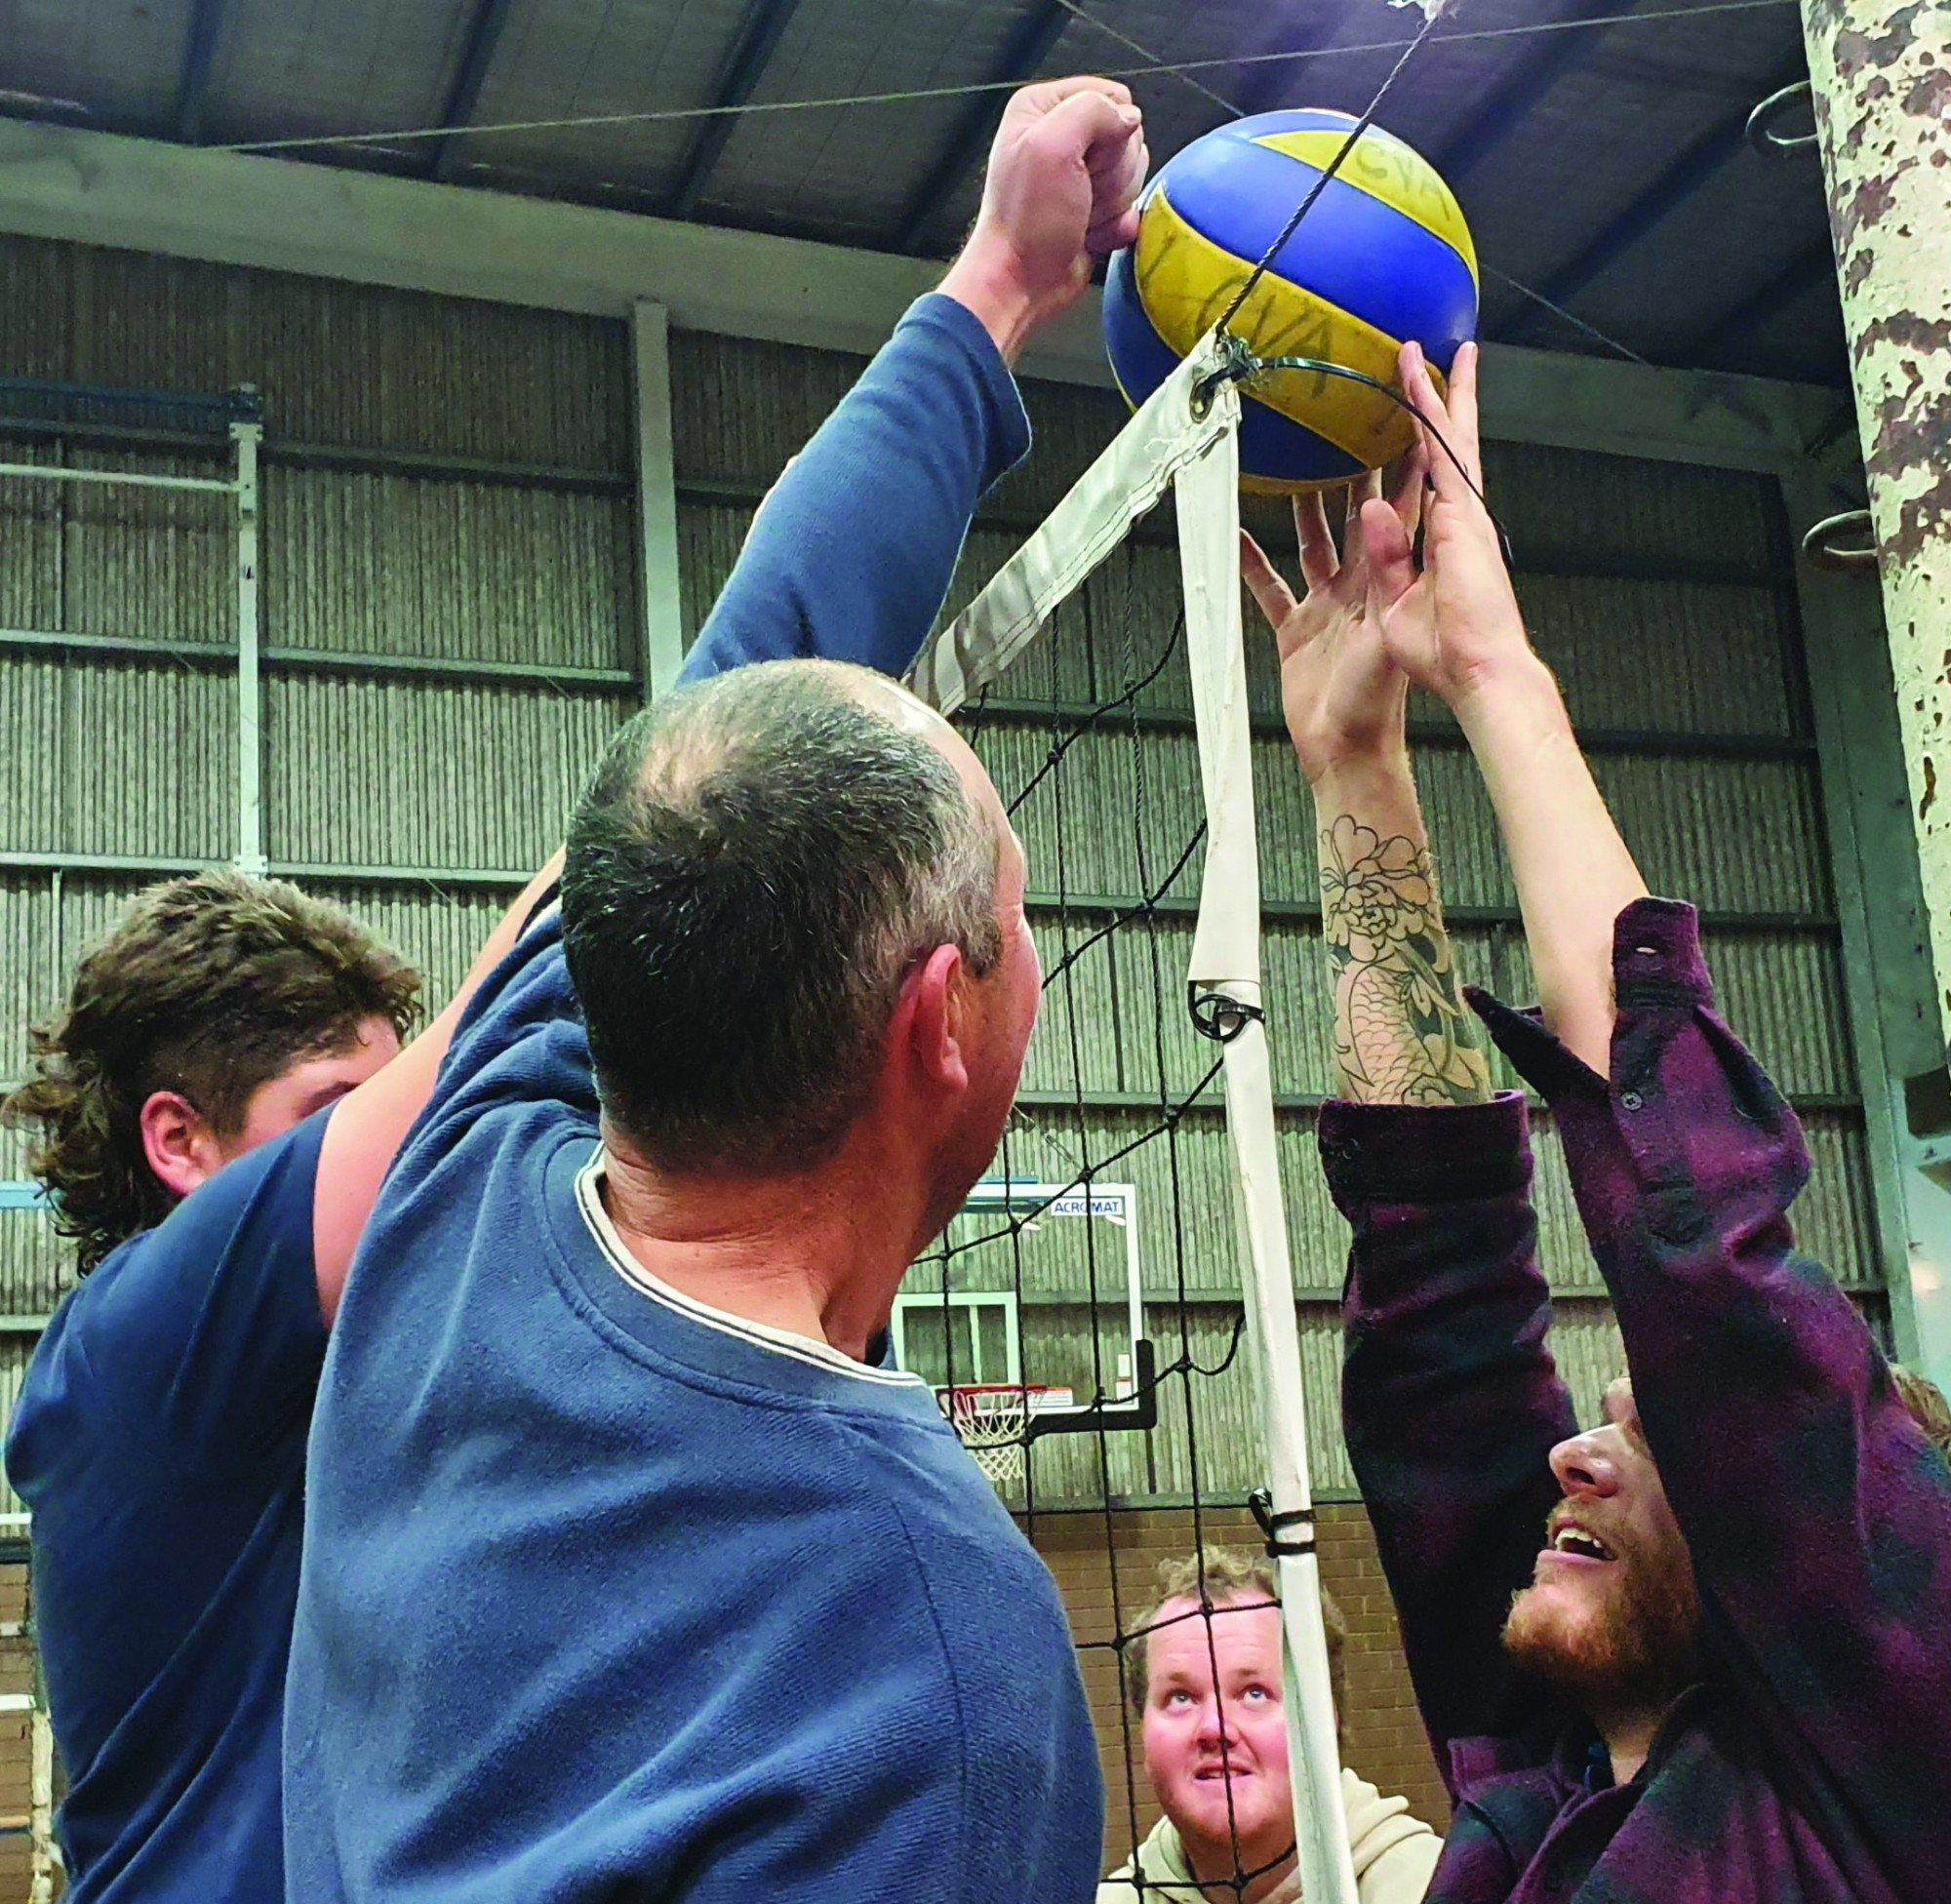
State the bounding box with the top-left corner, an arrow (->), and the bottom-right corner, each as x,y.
1544,1518 -> 1616,1564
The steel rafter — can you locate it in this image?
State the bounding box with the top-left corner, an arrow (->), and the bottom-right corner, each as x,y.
1432,0 -> 1628,187
894,1 -> 1070,254
428,0 -> 517,185
1669,233 -> 1837,366
1501,56 -> 1806,342
1230,8 -> 1348,118
668,0 -> 808,220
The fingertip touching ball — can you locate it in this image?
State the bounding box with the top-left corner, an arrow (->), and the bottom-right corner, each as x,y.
1102,109 -> 1478,493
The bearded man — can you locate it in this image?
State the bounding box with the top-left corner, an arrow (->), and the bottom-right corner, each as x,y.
1241,338 -> 1951,1902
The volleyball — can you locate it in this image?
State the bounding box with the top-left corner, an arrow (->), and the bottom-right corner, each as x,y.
1102,109 -> 1479,493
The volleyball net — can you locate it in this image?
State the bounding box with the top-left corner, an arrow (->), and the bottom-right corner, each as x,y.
901,337 -> 1358,1904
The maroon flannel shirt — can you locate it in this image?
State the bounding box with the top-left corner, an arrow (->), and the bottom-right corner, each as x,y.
1322,898 -> 1951,1904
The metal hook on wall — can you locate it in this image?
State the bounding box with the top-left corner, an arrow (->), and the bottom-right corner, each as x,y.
1801,509 -> 1879,575
1748,80 -> 1818,154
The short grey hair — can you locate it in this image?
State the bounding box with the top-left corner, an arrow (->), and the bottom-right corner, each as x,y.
563,659 -> 1003,1174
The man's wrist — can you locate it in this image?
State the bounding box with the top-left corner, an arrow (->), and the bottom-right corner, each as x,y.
1451,651 -> 1568,754
1304,748 -> 1419,813
937,233 -> 1046,366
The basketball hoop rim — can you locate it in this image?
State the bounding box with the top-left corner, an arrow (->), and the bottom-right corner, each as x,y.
937,1383 -> 1063,1401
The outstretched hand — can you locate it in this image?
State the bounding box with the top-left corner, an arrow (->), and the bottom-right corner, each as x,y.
939,78 -> 1149,360
1241,452 -> 1426,788
1361,340 -> 1531,711
1367,339 -> 1644,1075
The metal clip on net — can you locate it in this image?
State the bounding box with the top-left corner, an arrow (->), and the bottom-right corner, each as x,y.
1250,1486 -> 1318,1559
1188,982 -> 1265,1045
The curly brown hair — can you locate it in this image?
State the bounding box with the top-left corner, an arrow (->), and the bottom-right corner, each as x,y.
3,872 -> 422,1272
1125,1544 -> 1347,1735
1893,1365 -> 1951,1459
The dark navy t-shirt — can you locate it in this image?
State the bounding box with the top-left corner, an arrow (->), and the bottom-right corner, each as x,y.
284,916 -> 1102,1901
8,1115 -> 330,1899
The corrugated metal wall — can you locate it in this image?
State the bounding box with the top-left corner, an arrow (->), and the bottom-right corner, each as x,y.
669,328 -> 1877,1519
0,228 -> 1900,1894
0,232 -> 640,1517
0,249 -> 1887,1535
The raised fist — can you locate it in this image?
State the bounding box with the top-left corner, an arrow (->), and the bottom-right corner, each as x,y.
941,78 -> 1149,355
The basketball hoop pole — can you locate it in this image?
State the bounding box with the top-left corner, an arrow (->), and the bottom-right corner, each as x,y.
1177,353 -> 1360,1904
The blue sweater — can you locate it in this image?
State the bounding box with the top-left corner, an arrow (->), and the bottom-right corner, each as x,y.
9,293 -> 1082,1903
281,298 -> 1105,1901
9,1118 -> 331,1901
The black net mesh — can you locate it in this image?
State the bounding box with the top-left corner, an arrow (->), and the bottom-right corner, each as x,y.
900,524 -> 1312,1898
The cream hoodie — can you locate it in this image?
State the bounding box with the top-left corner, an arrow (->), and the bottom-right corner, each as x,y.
1095,1766 -> 1443,1904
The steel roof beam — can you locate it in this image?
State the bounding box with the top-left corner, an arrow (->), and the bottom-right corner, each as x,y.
1433,0 -> 1626,186
894,1 -> 1070,255
428,0 -> 517,185
176,0 -> 227,144
668,0 -> 808,220
1500,57 -> 1805,341
0,117 -> 1845,463
1668,233 -> 1836,366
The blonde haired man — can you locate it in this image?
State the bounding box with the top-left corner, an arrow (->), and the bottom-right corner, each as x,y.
1099,1547 -> 1442,1904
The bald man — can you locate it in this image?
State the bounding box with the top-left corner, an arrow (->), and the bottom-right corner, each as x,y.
283,74 -> 1149,1904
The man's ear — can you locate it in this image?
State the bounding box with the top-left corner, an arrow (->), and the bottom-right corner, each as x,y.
904,942 -> 972,1095
139,1091 -> 226,1202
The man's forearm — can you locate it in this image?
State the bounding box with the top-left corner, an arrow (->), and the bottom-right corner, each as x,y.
1311,756 -> 1489,1106
1328,1092 -> 1572,1768
1454,654 -> 1647,1077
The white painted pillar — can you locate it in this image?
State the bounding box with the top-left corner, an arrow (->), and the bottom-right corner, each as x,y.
232,419 -> 265,874
1801,0 -> 1951,1046
28,1707 -> 55,1902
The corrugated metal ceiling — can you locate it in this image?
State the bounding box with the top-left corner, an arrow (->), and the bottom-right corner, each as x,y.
0,0 -> 1843,379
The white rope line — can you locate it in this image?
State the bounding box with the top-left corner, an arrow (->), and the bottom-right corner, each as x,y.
212,0 -> 1795,155
1050,0 -> 1243,118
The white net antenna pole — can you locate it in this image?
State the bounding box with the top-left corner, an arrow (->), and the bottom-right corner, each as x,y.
1175,367 -> 1356,1904
909,335 -> 1357,1904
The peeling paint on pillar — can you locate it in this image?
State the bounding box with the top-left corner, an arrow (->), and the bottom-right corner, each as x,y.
1802,0 -> 1951,1046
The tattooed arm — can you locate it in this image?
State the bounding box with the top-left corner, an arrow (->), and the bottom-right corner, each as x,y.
1243,467 -> 1490,1107
1316,791 -> 1488,1106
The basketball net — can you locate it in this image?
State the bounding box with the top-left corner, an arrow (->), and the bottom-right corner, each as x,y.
941,1387 -> 1033,1489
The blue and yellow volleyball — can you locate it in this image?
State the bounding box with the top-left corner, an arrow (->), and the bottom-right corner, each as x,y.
1102,109 -> 1479,493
